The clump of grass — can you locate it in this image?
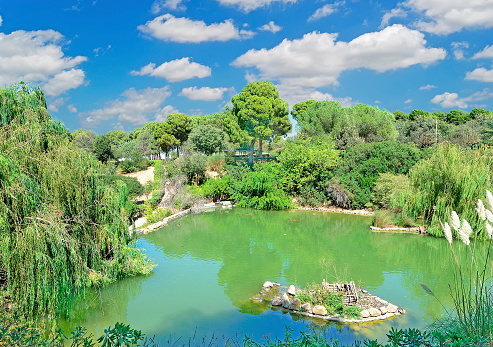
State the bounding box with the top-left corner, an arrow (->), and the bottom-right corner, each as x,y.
372,210 -> 394,228
143,203 -> 172,225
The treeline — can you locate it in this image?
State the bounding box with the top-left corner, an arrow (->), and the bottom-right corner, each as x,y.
75,81 -> 493,242
0,84 -> 154,323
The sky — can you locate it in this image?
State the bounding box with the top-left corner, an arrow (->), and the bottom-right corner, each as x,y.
1,0 -> 493,133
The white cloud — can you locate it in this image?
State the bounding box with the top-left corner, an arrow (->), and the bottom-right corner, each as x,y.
258,21 -> 282,33
0,30 -> 87,96
233,25 -> 446,91
404,99 -> 412,103
47,97 -> 66,113
419,84 -> 437,90
138,14 -> 253,43
380,8 -> 407,28
179,86 -> 232,101
131,58 -> 211,82
277,84 -> 355,108
43,68 -> 86,96
404,0 -> 493,34
472,45 -> 493,59
451,41 -> 469,60
374,100 -> 382,104
80,86 -> 172,127
308,3 -> 341,22
155,105 -> 179,122
67,104 -> 78,113
151,0 -> 187,13
465,68 -> 493,82
0,16 -> 3,27
93,45 -> 111,57
215,0 -> 298,12
431,89 -> 493,108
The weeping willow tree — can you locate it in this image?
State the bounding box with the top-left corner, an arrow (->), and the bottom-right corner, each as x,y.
0,84 -> 153,321
397,142 -> 493,239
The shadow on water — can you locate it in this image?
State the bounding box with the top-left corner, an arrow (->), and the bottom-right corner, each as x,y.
59,208 -> 491,344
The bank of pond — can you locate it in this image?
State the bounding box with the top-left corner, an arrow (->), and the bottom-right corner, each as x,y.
52,208 -> 491,345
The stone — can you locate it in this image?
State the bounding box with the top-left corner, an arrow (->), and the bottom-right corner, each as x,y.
271,297 -> 282,306
288,285 -> 296,296
360,309 -> 370,318
369,307 -> 381,317
288,298 -> 301,311
263,281 -> 274,288
282,293 -> 291,308
387,304 -> 398,313
301,303 -> 312,313
379,306 -> 388,314
312,305 -> 328,316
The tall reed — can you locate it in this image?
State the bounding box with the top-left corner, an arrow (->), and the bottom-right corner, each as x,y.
0,84 -> 153,321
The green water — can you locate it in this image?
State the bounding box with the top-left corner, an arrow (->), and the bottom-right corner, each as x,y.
59,208 -> 489,344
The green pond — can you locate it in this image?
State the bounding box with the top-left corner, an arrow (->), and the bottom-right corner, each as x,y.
59,208 -> 488,344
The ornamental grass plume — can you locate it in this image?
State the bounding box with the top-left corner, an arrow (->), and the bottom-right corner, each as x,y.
450,211 -> 461,231
458,219 -> 473,246
486,210 -> 493,224
486,223 -> 493,240
477,199 -> 486,221
442,222 -> 453,244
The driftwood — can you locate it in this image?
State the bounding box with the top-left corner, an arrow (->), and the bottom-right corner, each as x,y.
322,279 -> 358,305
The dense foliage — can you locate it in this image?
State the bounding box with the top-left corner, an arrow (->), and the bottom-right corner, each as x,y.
0,85 -> 153,321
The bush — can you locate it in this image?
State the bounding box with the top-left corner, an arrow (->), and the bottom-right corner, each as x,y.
225,162 -> 252,181
372,210 -> 394,228
230,170 -> 291,210
208,153 -> 226,172
104,175 -> 144,199
202,176 -> 233,202
326,177 -> 352,208
298,184 -> 327,207
143,203 -> 172,225
176,154 -> 208,185
372,173 -> 410,209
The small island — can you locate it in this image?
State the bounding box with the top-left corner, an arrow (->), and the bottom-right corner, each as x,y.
251,280 -> 405,323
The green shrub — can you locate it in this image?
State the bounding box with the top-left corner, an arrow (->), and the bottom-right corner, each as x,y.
372,210 -> 394,228
104,175 -> 144,199
372,173 -> 411,209
207,153 -> 226,172
225,162 -> 252,181
230,170 -> 291,210
177,154 -> 208,185
143,204 -> 172,225
298,184 -> 327,207
202,176 -> 233,202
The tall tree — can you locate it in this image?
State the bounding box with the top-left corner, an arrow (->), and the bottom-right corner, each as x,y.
291,100 -> 316,121
231,81 -> 290,164
93,134 -> 113,163
158,113 -> 192,157
188,125 -> 226,155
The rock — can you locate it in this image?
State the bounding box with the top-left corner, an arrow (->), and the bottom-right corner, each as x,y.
312,305 -> 328,316
369,307 -> 381,317
301,303 -> 312,313
360,309 -> 370,318
262,281 -> 274,288
259,291 -> 265,295
271,297 -> 282,306
282,293 -> 291,308
387,304 -> 398,313
288,298 -> 301,311
288,285 -> 296,296
379,306 -> 388,315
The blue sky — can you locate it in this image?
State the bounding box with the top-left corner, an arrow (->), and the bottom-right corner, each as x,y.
1,0 -> 493,133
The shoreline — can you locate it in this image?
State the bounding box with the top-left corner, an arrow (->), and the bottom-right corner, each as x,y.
295,205 -> 374,216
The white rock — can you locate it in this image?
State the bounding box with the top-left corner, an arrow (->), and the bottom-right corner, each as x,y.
379,306 -> 388,315
288,298 -> 301,311
271,297 -> 282,306
312,305 -> 328,316
387,304 -> 398,313
288,285 -> 296,296
282,293 -> 291,308
369,307 -> 381,317
360,309 -> 370,318
263,281 -> 274,288
301,303 -> 312,313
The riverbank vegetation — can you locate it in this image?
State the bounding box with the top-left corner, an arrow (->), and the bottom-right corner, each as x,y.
2,80 -> 493,343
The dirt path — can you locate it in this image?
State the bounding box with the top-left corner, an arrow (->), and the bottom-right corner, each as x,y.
122,166 -> 154,185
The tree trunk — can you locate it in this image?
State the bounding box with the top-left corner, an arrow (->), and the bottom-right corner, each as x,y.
249,138 -> 255,165
259,138 -> 263,158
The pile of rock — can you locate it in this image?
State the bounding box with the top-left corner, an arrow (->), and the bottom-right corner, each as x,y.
260,281 -> 405,323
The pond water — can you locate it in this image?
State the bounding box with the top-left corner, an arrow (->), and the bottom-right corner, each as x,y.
59,208 -> 488,345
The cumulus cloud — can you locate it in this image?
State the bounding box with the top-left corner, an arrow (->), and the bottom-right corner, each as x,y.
419,84 -> 436,90
131,58 -> 211,82
404,99 -> 412,103
47,97 -> 66,113
215,0 -> 298,12
404,0 -> 493,35
258,21 -> 282,33
465,68 -> 493,83
155,105 -> 180,122
233,25 -> 446,91
308,3 -> 342,22
179,86 -> 233,101
380,8 -> 407,28
276,84 -> 355,109
0,16 -> 3,27
138,14 -> 254,43
67,104 -> 78,113
472,45 -> 493,59
80,86 -> 173,127
0,30 -> 87,96
431,89 -> 493,108
151,0 -> 187,13
451,41 -> 469,60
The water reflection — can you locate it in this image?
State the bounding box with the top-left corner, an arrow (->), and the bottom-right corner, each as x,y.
60,208 -> 491,343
